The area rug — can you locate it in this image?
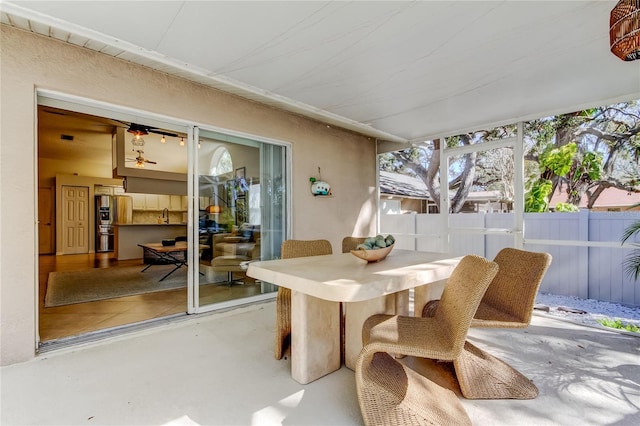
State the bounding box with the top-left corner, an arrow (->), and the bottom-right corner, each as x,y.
44,265 -> 188,307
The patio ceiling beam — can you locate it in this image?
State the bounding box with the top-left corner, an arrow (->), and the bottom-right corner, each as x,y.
444,137 -> 517,156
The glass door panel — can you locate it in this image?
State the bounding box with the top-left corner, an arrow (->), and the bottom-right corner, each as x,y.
194,128 -> 287,311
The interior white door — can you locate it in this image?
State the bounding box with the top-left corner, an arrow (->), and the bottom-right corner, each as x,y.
62,185 -> 89,254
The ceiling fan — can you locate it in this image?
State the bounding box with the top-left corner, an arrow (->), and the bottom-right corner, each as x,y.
126,149 -> 157,168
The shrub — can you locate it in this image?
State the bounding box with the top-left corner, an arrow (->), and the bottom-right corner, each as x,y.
597,318 -> 639,333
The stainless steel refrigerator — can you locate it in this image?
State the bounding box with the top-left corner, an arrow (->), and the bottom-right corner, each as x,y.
95,195 -> 114,252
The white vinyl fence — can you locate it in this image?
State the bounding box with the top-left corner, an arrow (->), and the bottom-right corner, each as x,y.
381,210 -> 640,307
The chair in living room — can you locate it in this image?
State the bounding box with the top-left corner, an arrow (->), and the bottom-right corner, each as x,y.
275,239 -> 333,360
355,255 -> 497,424
210,238 -> 261,286
421,247 -> 552,399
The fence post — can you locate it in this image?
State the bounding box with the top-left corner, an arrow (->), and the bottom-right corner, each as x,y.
578,209 -> 589,299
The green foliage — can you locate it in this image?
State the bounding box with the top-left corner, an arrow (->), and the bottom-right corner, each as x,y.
539,143 -> 577,177
596,318 -> 639,333
623,253 -> 640,281
526,142 -> 603,212
622,203 -> 640,281
622,218 -> 640,244
555,202 -> 579,212
576,152 -> 602,182
379,148 -> 423,174
218,207 -> 235,229
381,101 -> 639,215
525,180 -> 552,212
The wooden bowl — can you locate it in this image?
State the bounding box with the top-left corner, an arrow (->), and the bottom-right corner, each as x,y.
350,243 -> 394,262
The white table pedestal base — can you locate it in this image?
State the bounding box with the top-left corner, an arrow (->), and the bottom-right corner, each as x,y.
291,291 -> 341,384
343,290 -> 409,370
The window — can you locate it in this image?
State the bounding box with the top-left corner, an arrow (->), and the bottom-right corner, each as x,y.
210,147 -> 233,176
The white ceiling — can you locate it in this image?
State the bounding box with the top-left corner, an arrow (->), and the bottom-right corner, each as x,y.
3,1 -> 640,143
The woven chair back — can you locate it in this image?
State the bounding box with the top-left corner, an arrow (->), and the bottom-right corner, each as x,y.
480,247 -> 552,325
341,237 -> 367,253
434,255 -> 498,350
281,239 -> 333,259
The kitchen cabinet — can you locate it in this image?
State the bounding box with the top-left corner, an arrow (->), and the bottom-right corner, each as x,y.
145,194 -> 159,210
170,195 -> 184,211
157,194 -> 170,210
95,186 -> 125,195
131,193 -> 187,211
115,196 -> 133,224
94,185 -> 113,195
132,193 -> 146,210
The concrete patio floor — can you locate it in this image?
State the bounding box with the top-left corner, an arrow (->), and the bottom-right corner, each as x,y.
1,301 -> 639,425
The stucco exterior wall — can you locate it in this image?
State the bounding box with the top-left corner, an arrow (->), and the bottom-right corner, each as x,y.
0,26 -> 377,365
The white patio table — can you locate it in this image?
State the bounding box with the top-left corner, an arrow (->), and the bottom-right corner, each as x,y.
247,249 -> 462,384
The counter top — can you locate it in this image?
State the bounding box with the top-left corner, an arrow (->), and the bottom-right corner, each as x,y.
115,223 -> 187,226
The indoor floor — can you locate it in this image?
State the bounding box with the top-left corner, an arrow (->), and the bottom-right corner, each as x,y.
39,253 -> 262,342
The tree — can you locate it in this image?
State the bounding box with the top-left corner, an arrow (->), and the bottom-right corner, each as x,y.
525,142 -> 602,212
382,138 -> 476,213
524,102 -> 640,210
380,100 -> 640,213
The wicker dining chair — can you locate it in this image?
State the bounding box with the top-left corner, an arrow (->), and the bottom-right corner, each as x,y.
275,239 -> 333,360
421,247 -> 551,399
422,248 -> 552,328
355,350 -> 471,426
356,255 -> 498,422
341,236 -> 367,253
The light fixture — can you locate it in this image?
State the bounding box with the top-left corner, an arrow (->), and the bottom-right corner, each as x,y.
180,137 -> 185,146
206,205 -> 221,214
161,135 -> 166,144
127,123 -> 148,136
131,133 -> 145,148
610,0 -> 640,61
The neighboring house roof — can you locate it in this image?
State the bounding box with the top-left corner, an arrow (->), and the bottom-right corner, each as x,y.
550,187 -> 640,209
380,171 -> 503,202
379,171 -> 430,199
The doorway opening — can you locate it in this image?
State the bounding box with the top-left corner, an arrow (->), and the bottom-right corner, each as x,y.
37,97 -> 287,346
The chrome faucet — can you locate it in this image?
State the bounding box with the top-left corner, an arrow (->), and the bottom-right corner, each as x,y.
162,208 -> 169,224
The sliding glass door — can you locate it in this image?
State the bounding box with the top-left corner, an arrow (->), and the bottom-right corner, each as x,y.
192,127 -> 288,312
35,91 -> 289,346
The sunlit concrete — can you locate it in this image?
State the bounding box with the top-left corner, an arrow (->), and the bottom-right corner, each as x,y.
1,302 -> 639,425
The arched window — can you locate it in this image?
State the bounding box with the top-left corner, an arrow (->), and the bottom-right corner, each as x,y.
209,146 -> 232,176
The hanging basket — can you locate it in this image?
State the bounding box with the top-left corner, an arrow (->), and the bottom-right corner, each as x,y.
610,0 -> 640,61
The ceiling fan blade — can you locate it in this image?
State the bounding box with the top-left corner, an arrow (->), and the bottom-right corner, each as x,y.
145,159 -> 157,164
